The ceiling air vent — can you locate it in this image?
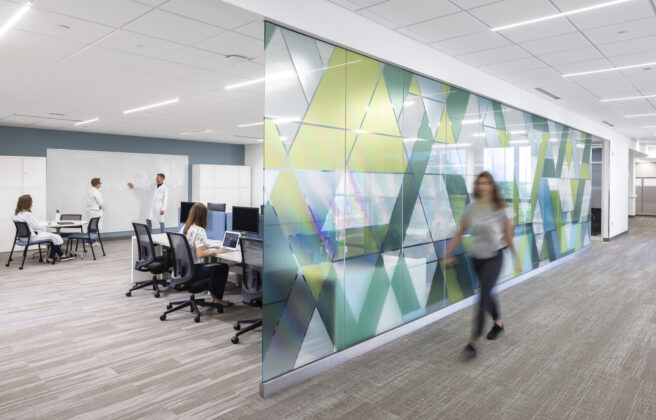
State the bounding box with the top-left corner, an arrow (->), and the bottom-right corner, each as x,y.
535,87 -> 560,100
602,120 -> 615,127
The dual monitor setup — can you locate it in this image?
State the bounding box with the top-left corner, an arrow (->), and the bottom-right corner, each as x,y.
179,202 -> 261,235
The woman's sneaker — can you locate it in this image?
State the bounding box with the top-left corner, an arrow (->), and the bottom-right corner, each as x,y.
486,324 -> 504,340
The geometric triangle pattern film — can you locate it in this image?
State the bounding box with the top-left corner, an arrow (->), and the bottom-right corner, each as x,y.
263,23 -> 592,382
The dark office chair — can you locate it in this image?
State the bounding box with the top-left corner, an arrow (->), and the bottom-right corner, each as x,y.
127,222 -> 170,298
207,202 -> 226,212
59,214 -> 85,252
5,221 -> 53,269
231,237 -> 263,344
160,232 -> 222,323
65,217 -> 105,260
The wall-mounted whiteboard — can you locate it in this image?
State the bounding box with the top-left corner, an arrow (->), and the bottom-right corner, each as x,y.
47,149 -> 188,233
0,156 -> 47,252
192,164 -> 250,211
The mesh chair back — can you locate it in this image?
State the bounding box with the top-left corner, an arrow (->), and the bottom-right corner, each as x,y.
207,202 -> 226,212
240,237 -> 263,302
133,223 -> 156,269
88,217 -> 100,233
167,232 -> 196,288
13,221 -> 31,240
60,214 -> 82,221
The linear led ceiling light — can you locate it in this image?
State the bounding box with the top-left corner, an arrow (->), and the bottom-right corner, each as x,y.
74,117 -> 99,126
564,60 -> 656,78
642,125 -> 656,128
601,94 -> 656,102
0,2 -> 30,39
238,121 -> 263,128
492,0 -> 631,32
123,97 -> 178,114
626,113 -> 656,118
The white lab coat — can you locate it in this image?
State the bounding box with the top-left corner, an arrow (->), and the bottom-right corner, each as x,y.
12,211 -> 64,245
86,187 -> 104,228
147,183 -> 169,223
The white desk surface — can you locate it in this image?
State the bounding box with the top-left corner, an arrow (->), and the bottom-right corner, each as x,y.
41,221 -> 87,229
148,233 -> 242,263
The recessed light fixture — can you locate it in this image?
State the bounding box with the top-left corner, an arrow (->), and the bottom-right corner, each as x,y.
564,60 -> 656,78
238,121 -> 263,128
617,30 -> 627,34
123,97 -> 178,114
602,120 -> 615,126
491,0 -> 631,31
0,3 -> 30,39
535,87 -> 561,100
601,94 -> 656,102
74,117 -> 99,126
57,24 -> 70,30
626,113 -> 656,118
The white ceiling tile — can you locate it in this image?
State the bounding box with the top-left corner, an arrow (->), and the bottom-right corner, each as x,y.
0,114 -> 45,126
134,59 -> 207,78
584,17 -> 656,46
355,9 -> 401,29
160,0 -> 259,29
395,27 -> 433,43
186,71 -> 249,89
327,0 -> 362,12
552,57 -> 612,75
538,46 -> 604,66
610,51 -> 656,67
131,0 -> 168,6
433,30 -> 510,55
458,44 -> 530,66
216,61 -> 264,79
32,0 -> 152,27
404,12 -> 486,42
12,7 -> 114,44
233,20 -> 265,40
95,30 -> 185,58
0,27 -> 85,57
124,9 -> 225,45
468,0 -> 558,28
449,0 -> 503,10
195,31 -> 262,58
366,0 -> 459,27
483,57 -> 546,75
162,47 -> 227,70
344,0 -> 386,7
498,66 -> 561,83
500,19 -> 578,44
597,36 -> 656,58
520,32 -> 591,56
561,0 -> 655,30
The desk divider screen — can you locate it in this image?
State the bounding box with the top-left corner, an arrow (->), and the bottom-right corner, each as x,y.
262,23 -> 592,382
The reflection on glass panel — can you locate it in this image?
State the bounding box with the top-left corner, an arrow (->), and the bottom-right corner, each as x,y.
263,22 -> 593,383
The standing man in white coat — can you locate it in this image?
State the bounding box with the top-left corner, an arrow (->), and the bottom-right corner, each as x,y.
128,173 -> 168,233
86,178 -> 104,229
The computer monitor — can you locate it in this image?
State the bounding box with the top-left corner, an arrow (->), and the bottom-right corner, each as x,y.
179,201 -> 196,223
207,202 -> 226,212
232,206 -> 259,233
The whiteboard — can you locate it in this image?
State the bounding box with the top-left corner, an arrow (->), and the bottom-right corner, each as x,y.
47,149 -> 188,233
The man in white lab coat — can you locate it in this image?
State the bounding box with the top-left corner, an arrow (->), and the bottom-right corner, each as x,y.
128,173 -> 168,233
86,177 -> 104,229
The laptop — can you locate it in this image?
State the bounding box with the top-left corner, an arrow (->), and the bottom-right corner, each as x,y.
216,231 -> 240,251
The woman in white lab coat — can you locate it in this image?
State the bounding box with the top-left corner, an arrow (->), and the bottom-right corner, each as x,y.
129,173 -> 169,233
12,194 -> 73,263
86,177 -> 104,229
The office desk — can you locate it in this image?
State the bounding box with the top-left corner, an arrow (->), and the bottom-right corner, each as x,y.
41,220 -> 87,234
130,233 -> 242,284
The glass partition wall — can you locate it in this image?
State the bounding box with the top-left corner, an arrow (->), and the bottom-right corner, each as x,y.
263,23 -> 592,382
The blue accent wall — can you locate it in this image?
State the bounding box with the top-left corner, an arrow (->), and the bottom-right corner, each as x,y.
0,125 -> 245,199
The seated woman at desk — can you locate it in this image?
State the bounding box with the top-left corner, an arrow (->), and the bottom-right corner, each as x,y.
13,194 -> 74,264
181,203 -> 232,308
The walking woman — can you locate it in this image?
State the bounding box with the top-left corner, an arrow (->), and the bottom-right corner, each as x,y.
181,203 -> 233,308
13,194 -> 74,264
444,171 -> 517,358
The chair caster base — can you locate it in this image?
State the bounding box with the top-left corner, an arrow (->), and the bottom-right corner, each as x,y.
231,336 -> 239,344
126,292 -> 132,297
194,317 -> 200,323
154,292 -> 160,298
233,323 -> 240,331
166,303 -> 173,310
160,315 -> 166,321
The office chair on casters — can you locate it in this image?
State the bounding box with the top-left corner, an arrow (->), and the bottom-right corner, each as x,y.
231,237 -> 263,344
127,222 -> 170,298
160,232 -> 222,323
6,221 -> 53,269
66,217 -> 106,260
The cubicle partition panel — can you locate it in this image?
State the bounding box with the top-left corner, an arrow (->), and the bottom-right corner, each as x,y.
262,23 -> 592,388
